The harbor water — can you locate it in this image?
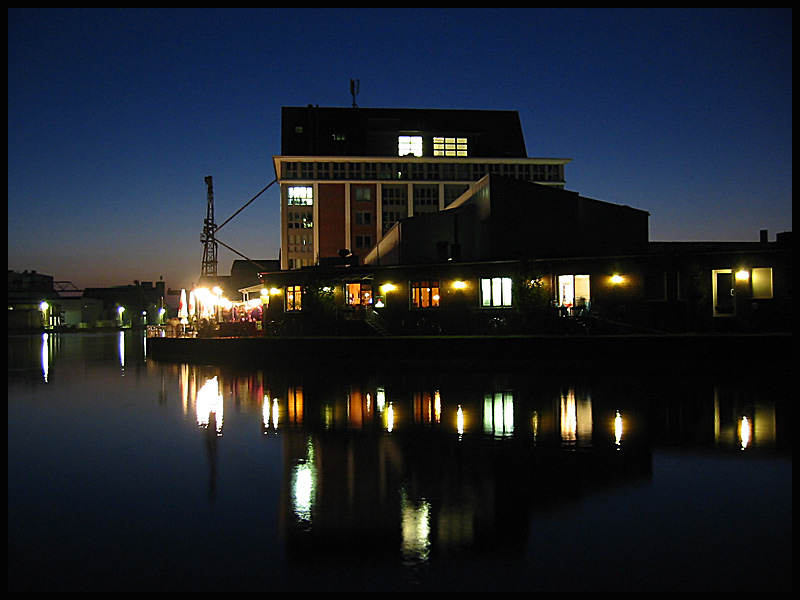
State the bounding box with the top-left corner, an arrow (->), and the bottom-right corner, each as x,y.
7,331 -> 792,592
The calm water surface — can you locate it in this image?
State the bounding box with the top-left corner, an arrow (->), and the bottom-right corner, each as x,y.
7,332 -> 792,592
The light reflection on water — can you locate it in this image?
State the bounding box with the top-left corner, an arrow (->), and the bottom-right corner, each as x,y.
7,332 -> 792,592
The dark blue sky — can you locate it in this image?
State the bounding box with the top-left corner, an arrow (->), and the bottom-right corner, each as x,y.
8,8 -> 792,291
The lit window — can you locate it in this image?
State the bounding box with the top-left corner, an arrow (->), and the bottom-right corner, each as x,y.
286,285 -> 302,311
288,186 -> 313,205
557,274 -> 591,310
480,277 -> 513,308
287,211 -> 313,229
346,283 -> 372,306
411,281 -> 440,308
751,267 -> 773,299
398,135 -> 423,157
433,137 -> 468,157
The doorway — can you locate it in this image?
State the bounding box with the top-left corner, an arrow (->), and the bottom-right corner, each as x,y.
557,274 -> 591,316
712,269 -> 735,317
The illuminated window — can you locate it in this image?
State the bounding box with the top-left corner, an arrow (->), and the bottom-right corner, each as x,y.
480,277 -> 513,308
557,274 -> 591,310
286,285 -> 302,311
287,211 -> 313,228
346,283 -> 372,306
411,281 -> 440,308
287,186 -> 313,205
433,137 -> 468,157
398,135 -> 423,157
751,267 -> 773,299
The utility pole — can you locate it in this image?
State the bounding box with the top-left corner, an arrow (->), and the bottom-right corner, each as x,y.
200,175 -> 218,280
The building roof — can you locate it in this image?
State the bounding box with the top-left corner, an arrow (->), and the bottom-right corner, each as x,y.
280,106 -> 529,158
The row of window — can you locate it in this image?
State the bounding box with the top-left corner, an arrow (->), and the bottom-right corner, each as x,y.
400,135 -> 469,157
283,278 -> 515,312
281,161 -> 564,183
287,184 -> 472,211
279,269 -> 775,313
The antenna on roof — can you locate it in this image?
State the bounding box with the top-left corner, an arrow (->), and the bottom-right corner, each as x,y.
350,78 -> 359,108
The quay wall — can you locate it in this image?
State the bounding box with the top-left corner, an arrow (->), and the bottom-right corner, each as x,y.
147,333 -> 792,371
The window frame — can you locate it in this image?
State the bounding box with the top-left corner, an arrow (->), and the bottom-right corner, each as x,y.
410,280 -> 440,309
285,285 -> 303,311
480,277 -> 513,308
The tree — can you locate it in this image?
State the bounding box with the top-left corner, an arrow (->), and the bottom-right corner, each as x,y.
513,264 -> 553,332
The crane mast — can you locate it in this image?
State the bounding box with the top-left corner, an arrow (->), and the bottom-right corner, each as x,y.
200,175 -> 218,280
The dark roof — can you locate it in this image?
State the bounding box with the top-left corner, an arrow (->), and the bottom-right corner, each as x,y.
281,106 -> 528,158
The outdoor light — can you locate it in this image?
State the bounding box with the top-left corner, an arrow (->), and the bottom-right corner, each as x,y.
739,416 -> 751,450
269,287 -> 281,295
735,269 -> 750,281
39,301 -> 49,311
452,280 -> 467,289
381,283 -> 396,293
611,274 -> 624,284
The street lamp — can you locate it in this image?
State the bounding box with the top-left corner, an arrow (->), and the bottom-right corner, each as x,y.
39,301 -> 49,329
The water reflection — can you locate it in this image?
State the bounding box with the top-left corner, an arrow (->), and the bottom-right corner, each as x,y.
157,356 -> 785,570
7,332 -> 791,592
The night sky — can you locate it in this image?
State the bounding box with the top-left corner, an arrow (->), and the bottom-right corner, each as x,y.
8,8 -> 792,292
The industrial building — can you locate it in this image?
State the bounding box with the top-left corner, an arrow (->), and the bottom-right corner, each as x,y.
250,106 -> 793,336
274,106 -> 571,270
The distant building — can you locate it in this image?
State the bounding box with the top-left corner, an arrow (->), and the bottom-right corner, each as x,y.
274,106 -> 571,270
83,280 -> 167,328
8,270 -> 64,329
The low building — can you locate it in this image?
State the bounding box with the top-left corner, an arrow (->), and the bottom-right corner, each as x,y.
257,175 -> 791,335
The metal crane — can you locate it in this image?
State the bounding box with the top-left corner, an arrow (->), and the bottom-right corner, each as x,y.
200,175 -> 218,280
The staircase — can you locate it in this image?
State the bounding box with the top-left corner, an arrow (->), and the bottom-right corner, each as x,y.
364,307 -> 392,336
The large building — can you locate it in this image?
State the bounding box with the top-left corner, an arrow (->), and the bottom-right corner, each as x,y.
274,106 -> 571,270
249,105 -> 791,337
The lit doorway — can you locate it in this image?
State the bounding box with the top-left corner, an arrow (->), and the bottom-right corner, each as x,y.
712,269 -> 735,317
558,274 -> 591,315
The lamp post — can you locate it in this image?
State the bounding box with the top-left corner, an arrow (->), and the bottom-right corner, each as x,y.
39,301 -> 49,329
